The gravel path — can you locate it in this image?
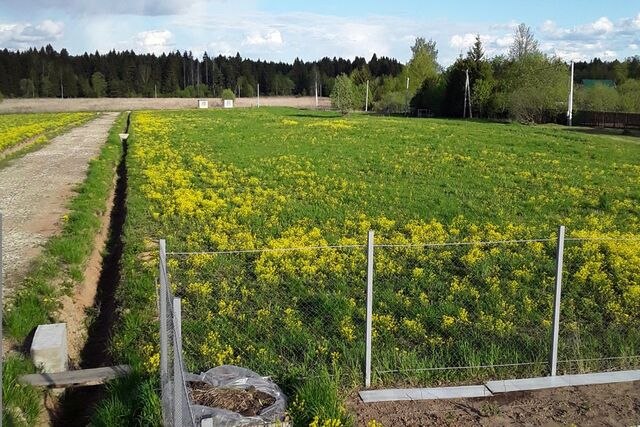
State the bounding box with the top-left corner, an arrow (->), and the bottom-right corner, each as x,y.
0,112 -> 118,295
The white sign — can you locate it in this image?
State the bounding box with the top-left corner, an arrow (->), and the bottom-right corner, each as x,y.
198,100 -> 209,109
224,99 -> 234,109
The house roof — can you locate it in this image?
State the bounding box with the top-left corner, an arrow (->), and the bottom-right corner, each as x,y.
582,79 -> 616,88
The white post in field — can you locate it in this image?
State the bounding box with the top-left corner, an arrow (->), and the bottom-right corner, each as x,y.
550,225 -> 565,376
365,80 -> 370,112
315,77 -> 319,108
257,83 -> 260,108
405,77 -> 410,114
567,61 -> 575,126
365,230 -> 374,388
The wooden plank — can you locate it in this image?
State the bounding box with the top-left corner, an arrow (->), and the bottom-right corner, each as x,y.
19,365 -> 132,388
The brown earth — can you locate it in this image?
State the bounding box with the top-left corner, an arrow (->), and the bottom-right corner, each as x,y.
58,181 -> 116,365
351,381 -> 640,426
0,97 -> 331,113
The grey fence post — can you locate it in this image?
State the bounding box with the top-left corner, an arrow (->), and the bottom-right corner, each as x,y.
173,297 -> 182,427
159,239 -> 169,424
1,212 -> 4,427
550,225 -> 565,376
365,230 -> 374,388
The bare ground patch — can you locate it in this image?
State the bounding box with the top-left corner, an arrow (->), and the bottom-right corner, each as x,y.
350,381 -> 640,426
0,97 -> 331,113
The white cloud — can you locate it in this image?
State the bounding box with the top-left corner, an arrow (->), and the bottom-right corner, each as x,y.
243,30 -> 283,48
536,14 -> 640,61
135,29 -> 173,54
591,17 -> 613,33
0,19 -> 64,48
1,0 -> 199,15
450,33 -> 476,50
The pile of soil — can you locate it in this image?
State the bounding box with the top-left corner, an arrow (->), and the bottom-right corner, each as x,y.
188,382 -> 276,416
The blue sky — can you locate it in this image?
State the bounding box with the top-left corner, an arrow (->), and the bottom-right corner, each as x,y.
1,0 -> 639,65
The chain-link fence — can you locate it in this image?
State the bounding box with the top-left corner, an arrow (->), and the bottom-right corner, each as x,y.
558,236 -> 640,374
159,240 -> 196,427
157,229 -> 640,425
168,245 -> 368,386
371,238 -> 558,386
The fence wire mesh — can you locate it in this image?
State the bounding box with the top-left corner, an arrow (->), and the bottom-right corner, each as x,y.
371,239 -> 557,386
558,237 -> 640,373
167,247 -> 367,387
158,232 -> 640,424
160,246 -> 196,427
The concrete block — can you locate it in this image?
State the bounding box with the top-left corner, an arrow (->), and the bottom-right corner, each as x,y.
360,385 -> 492,403
30,323 -> 68,373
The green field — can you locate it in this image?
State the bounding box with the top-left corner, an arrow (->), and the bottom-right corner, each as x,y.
106,108 -> 639,424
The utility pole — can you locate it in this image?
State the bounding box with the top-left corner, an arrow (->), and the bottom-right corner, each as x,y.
315,71 -> 319,108
463,69 -> 472,119
257,83 -> 260,108
365,80 -> 370,112
60,79 -> 64,100
567,61 -> 575,126
154,84 -> 157,99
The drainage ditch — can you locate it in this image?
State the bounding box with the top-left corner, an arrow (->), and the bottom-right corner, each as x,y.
52,112 -> 130,426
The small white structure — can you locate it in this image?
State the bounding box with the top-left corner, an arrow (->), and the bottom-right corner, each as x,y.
223,99 -> 234,109
198,100 -> 209,109
31,323 -> 68,373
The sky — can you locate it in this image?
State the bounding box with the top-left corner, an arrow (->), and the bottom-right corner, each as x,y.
0,0 -> 639,65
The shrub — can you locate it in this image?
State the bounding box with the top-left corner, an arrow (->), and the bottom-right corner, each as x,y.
221,88 -> 236,101
331,74 -> 357,115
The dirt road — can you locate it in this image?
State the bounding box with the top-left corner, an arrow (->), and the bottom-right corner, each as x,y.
0,112 -> 118,294
0,97 -> 331,113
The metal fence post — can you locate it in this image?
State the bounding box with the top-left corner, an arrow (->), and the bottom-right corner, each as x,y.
159,239 -> 169,424
365,230 -> 374,388
550,225 -> 565,376
173,297 -> 182,427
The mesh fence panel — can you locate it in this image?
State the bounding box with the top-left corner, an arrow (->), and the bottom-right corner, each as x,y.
371,240 -> 558,386
558,238 -> 640,373
160,251 -> 196,427
157,234 -> 640,424
168,246 -> 367,387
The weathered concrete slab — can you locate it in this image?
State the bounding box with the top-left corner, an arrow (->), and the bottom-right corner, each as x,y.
359,385 -> 493,403
19,365 -> 132,388
486,370 -> 640,394
30,323 -> 68,373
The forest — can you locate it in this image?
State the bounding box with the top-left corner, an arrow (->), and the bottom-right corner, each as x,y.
1,23 -> 639,122
0,46 -> 402,99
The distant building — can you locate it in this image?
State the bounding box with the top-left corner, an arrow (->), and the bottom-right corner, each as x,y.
581,79 -> 616,88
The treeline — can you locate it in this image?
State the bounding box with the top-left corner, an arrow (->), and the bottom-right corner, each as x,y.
331,24 -> 640,121
0,45 -> 402,99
